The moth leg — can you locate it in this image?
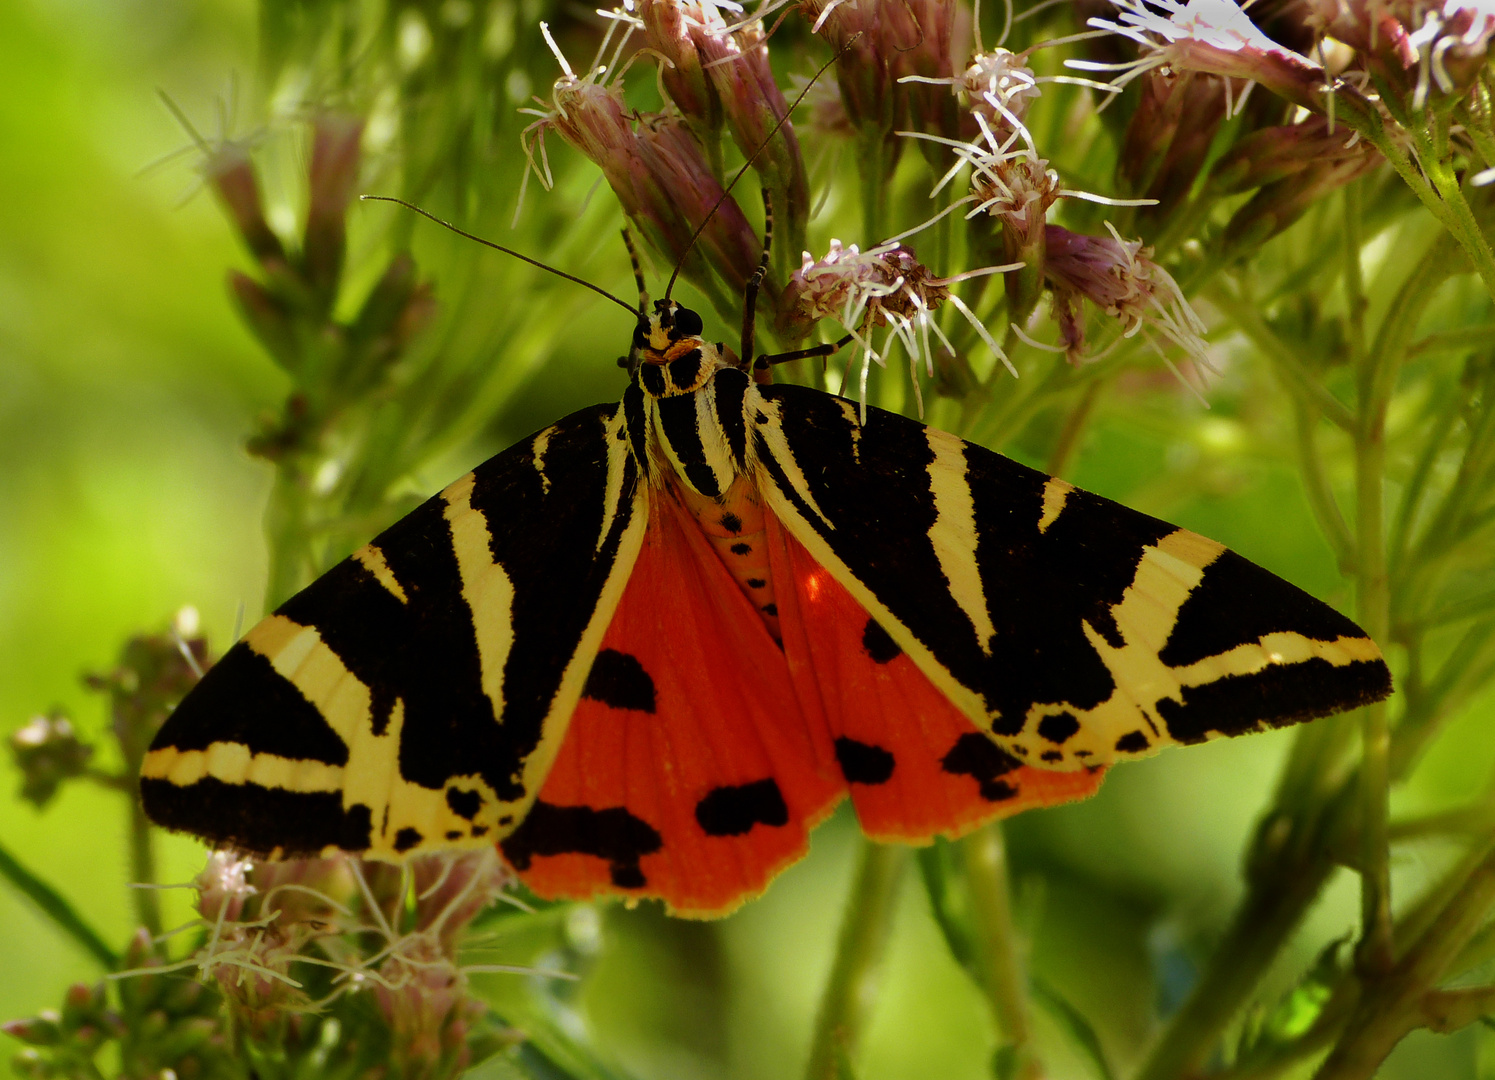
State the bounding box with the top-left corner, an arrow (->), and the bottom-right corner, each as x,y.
754,333 -> 855,376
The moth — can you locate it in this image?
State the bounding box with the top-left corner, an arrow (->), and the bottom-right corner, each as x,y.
141,209 -> 1392,917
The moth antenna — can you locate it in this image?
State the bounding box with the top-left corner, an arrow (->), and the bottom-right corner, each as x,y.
361,195 -> 639,316
621,227 -> 648,312
740,188 -> 773,365
663,36 -> 861,302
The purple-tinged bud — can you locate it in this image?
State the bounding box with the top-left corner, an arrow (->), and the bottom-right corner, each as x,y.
638,115 -> 764,299
895,0 -> 961,142
1220,144 -> 1381,253
229,270 -> 298,372
1119,70 -> 1229,210
801,0 -> 894,134
1310,0 -> 1495,106
1209,114 -> 1372,194
695,17 -> 811,272
637,0 -> 726,160
203,143 -> 287,268
1043,224 -> 1210,381
526,43 -> 759,310
1,1013 -> 64,1048
304,113 -> 365,305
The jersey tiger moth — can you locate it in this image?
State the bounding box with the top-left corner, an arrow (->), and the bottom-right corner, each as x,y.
139,274 -> 1392,917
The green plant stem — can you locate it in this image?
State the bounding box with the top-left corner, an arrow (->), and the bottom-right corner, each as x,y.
1355,119 -> 1495,308
804,840 -> 908,1080
1133,845 -> 1337,1080
127,793 -> 162,937
1353,427 -> 1392,975
1207,284 -> 1356,432
1316,846 -> 1495,1079
1292,398 -> 1356,576
960,824 -> 1042,1080
0,838 -> 118,969
1045,378 -> 1104,479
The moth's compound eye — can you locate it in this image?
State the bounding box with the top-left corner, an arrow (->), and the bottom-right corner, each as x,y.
673,306 -> 703,339
633,321 -> 649,351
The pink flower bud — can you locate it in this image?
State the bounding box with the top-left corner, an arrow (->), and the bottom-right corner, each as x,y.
637,0 -> 725,139
525,35 -> 761,307
1118,70 -> 1228,209
304,113 -> 365,303
203,143 -> 286,268
1209,114 -> 1372,195
694,16 -> 811,266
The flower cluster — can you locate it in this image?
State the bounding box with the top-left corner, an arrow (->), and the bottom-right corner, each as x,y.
779,238 -> 1016,412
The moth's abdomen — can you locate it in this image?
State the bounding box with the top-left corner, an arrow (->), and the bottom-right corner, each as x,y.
673,475 -> 782,640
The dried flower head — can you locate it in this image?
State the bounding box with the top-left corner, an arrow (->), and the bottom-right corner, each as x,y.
1072,0 -> 1330,113
779,238 -> 1016,414
1304,0 -> 1495,103
9,711 -> 93,808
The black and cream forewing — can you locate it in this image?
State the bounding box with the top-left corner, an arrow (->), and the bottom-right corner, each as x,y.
141,403 -> 647,859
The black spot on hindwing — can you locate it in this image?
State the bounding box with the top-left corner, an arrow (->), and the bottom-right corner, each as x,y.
834,738 -> 895,784
583,649 -> 657,713
941,733 -> 1022,802
861,619 -> 901,663
1114,730 -> 1150,753
500,801 -> 662,889
695,779 -> 789,836
394,827 -> 423,853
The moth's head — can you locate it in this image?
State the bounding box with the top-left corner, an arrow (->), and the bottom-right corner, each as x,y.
633,299 -> 705,360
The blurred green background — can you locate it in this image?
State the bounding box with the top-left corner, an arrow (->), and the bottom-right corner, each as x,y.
3,0 -> 1494,1077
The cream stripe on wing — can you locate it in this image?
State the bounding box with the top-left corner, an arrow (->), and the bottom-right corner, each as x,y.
925,428 -> 997,656
752,397 -> 835,528
354,544 -> 408,603
1172,632 -> 1385,687
141,742 -> 345,793
1038,478 -> 1072,534
442,472 -> 516,725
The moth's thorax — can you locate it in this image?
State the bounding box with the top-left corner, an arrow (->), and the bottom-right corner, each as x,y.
623,300 -> 757,505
